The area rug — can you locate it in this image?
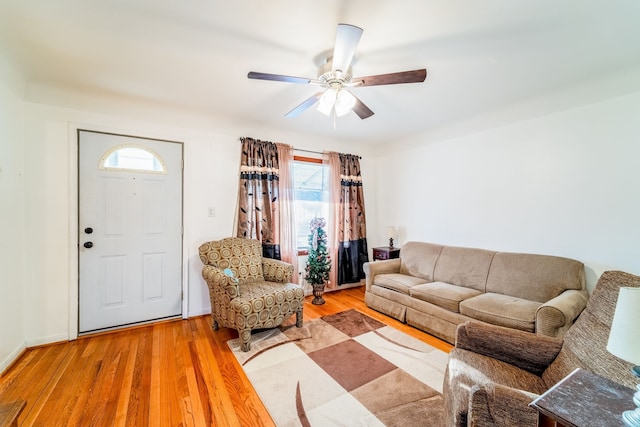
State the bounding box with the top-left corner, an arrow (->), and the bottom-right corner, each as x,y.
227,309 -> 449,426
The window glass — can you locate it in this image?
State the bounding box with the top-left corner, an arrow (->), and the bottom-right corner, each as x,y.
292,159 -> 329,250
100,145 -> 166,173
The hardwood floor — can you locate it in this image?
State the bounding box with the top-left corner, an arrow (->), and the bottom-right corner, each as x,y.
0,286 -> 452,426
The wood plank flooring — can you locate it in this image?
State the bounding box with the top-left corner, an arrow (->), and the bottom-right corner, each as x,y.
0,286 -> 452,426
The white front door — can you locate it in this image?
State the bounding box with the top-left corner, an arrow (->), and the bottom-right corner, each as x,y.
78,130 -> 183,333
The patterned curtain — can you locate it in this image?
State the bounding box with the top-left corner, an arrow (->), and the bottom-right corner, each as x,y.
325,152 -> 369,286
235,137 -> 282,259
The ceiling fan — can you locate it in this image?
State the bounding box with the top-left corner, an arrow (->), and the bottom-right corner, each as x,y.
247,24 -> 427,120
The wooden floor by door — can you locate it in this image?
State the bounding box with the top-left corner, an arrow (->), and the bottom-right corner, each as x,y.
78,130 -> 183,333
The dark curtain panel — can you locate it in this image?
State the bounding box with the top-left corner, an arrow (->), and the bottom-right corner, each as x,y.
236,137 -> 281,259
337,153 -> 369,284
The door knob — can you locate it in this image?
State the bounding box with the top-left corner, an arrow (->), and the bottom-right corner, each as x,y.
84,227 -> 93,234
84,242 -> 93,249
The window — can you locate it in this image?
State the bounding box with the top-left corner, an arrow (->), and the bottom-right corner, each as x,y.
292,157 -> 329,251
99,144 -> 167,174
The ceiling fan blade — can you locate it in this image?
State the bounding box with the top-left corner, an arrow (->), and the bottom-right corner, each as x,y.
285,92 -> 324,117
248,71 -> 312,84
331,24 -> 363,73
353,69 -> 427,87
351,94 -> 374,119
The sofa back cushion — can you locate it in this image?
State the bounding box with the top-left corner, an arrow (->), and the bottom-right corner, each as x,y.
399,241 -> 444,282
485,252 -> 585,302
433,246 -> 496,292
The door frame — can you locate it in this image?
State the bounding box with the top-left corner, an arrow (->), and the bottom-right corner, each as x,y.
67,123 -> 188,340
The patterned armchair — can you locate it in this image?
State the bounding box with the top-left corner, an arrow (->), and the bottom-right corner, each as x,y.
443,270 -> 640,426
199,237 -> 304,351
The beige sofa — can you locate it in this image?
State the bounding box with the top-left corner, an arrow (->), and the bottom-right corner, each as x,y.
364,242 -> 588,343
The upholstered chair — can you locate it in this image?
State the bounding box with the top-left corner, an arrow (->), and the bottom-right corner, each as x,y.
443,270 -> 640,427
199,237 -> 304,351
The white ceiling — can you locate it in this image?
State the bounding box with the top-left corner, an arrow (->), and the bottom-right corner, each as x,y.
1,0 -> 640,143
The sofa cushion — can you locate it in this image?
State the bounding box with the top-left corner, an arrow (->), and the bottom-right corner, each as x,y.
460,293 -> 541,332
374,273 -> 428,295
399,242 -> 444,281
433,246 -> 495,292
410,282 -> 483,313
486,252 -> 585,302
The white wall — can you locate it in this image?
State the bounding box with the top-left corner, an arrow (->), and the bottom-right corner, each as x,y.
373,90 -> 640,291
20,100 -> 377,346
0,57 -> 27,372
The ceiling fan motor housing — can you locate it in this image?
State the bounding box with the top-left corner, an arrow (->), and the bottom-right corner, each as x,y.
317,60 -> 353,90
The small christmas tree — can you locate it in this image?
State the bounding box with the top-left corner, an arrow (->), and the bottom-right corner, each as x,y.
304,218 -> 331,304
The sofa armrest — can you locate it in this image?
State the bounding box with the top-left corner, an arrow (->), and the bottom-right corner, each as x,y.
262,258 -> 294,282
469,383 -> 540,427
202,265 -> 239,298
455,321 -> 563,376
536,289 -> 589,338
363,258 -> 401,291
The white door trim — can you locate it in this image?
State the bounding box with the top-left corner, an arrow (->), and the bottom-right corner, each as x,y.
67,122 -> 189,341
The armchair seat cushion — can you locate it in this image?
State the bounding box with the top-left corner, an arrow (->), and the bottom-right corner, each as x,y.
460,293 -> 540,332
230,282 -> 304,329
447,348 -> 548,395
410,282 -> 482,313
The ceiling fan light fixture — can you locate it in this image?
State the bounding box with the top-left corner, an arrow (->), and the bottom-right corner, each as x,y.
317,88 -> 356,117
334,89 -> 356,116
317,88 -> 337,116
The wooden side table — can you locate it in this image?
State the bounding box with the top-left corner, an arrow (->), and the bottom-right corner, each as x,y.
530,368 -> 635,427
372,246 -> 400,261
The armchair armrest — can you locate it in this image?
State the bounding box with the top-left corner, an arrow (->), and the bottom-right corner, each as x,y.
363,258 -> 401,291
262,258 -> 294,282
455,321 -> 563,376
536,289 -> 589,338
202,265 -> 239,298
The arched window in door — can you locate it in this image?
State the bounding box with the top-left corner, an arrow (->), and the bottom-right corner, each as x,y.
99,144 -> 167,174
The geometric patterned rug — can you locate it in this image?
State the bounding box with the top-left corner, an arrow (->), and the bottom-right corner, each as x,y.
228,309 -> 448,426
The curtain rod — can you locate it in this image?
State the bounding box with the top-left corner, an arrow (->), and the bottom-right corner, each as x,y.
295,148 -> 362,159
239,138 -> 361,159
294,148 -> 322,155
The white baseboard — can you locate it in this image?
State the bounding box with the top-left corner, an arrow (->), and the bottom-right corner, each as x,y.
1,343 -> 26,375
25,333 -> 69,348
187,307 -> 212,318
